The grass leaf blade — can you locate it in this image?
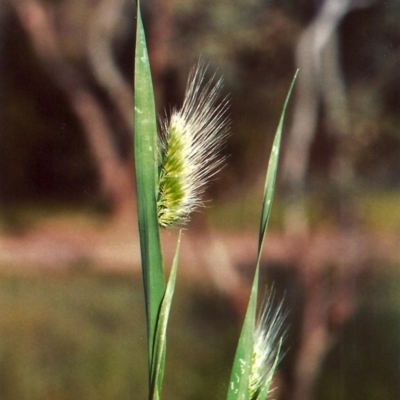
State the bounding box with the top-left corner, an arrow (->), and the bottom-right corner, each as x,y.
257,70 -> 298,258
227,71 -> 297,400
226,269 -> 259,400
134,0 -> 165,371
150,232 -> 181,400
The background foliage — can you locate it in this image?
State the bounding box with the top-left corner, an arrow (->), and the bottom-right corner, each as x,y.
0,0 -> 400,399
1,0 -> 399,204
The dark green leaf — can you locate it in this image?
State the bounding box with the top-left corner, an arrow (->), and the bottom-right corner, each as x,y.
134,0 -> 165,371
226,269 -> 259,400
149,232 -> 181,400
257,70 -> 299,260
226,71 -> 297,400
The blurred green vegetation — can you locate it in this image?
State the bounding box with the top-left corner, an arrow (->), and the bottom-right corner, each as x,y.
0,269 -> 146,400
0,264 -> 398,400
209,189 -> 400,234
0,202 -> 109,235
1,188 -> 400,235
0,269 -> 238,400
316,264 -> 400,400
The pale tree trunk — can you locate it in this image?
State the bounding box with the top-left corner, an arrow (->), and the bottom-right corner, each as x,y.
281,0 -> 351,237
88,0 -> 134,133
11,0 -> 136,223
280,1 -> 375,400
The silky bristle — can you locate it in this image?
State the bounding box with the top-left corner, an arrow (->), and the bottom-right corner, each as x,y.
157,63 -> 230,227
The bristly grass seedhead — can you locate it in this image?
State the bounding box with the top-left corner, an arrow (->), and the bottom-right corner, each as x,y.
250,293 -> 286,400
157,63 -> 230,227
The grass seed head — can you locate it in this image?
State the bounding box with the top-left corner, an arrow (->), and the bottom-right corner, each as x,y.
250,293 -> 286,400
157,63 -> 230,227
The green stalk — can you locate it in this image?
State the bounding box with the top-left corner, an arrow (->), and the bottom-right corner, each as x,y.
134,0 -> 165,374
226,71 -> 298,400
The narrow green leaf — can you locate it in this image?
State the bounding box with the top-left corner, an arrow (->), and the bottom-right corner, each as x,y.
257,70 -> 299,260
134,0 -> 165,370
227,268 -> 259,400
227,72 -> 297,400
150,232 -> 182,400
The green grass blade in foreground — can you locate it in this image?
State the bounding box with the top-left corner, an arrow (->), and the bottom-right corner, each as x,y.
226,71 -> 297,400
134,0 -> 165,368
226,270 -> 259,400
150,232 -> 181,400
257,70 -> 298,259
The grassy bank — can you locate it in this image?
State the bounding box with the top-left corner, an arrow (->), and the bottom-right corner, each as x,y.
0,264 -> 399,399
0,268 -> 237,400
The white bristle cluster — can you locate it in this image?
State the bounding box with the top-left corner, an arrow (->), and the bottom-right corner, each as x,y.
250,293 -> 286,399
157,63 -> 230,227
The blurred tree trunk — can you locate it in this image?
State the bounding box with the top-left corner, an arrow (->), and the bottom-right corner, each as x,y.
280,1 -> 376,399
281,0 -> 352,237
88,0 -> 134,133
11,0 -> 136,223
281,0 -> 351,399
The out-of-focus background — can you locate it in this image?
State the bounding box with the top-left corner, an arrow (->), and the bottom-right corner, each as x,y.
0,0 -> 399,399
